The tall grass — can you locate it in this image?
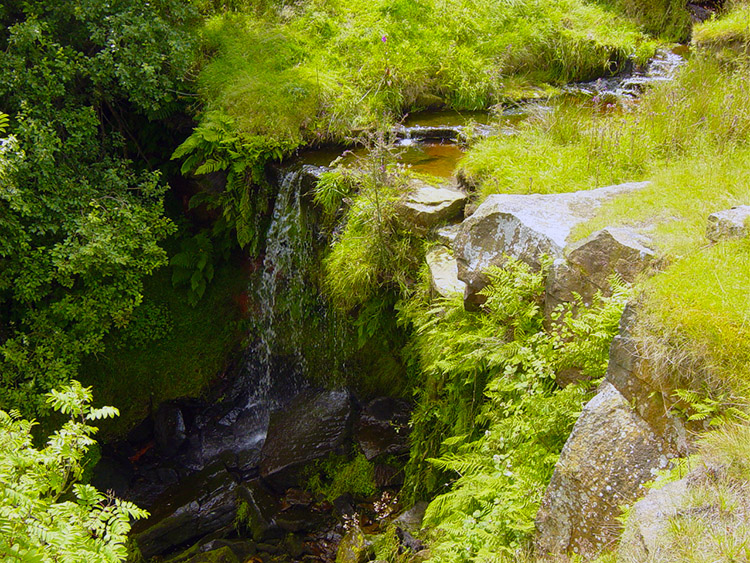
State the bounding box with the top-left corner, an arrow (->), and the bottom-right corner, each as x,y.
194,0 -> 654,146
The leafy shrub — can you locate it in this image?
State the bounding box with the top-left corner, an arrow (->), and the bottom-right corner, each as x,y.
0,381 -> 147,561
399,259 -> 629,559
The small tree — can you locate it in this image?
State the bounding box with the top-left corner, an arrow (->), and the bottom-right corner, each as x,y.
0,381 -> 147,562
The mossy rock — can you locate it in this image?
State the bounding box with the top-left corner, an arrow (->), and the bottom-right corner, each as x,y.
183,546 -> 239,563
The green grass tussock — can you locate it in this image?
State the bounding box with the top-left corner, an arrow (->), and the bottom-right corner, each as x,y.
693,1 -> 750,53
194,0 -> 653,148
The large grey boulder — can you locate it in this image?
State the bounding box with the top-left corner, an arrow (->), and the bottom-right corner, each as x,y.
618,478 -> 688,562
545,227 -> 655,314
454,182 -> 649,307
425,246 -> 466,298
396,180 -> 467,233
706,205 -> 750,242
535,382 -> 672,558
260,389 -> 352,492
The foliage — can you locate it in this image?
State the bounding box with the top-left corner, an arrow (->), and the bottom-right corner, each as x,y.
171,111 -> 297,252
170,229 -> 231,306
0,380 -> 147,562
305,453 -> 376,502
595,0 -> 691,41
194,0 -> 654,149
0,0 -> 196,415
398,259 -> 629,559
321,132 -> 424,348
693,1 -> 750,53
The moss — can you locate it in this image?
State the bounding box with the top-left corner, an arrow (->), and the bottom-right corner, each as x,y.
305,453 -> 377,502
79,252 -> 247,439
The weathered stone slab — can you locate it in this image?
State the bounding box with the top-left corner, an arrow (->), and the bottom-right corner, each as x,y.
535,382 -> 671,558
545,227 -> 655,313
260,389 -> 352,492
396,180 -> 467,233
435,224 -> 461,247
706,205 -> 750,242
425,246 -> 466,298
455,182 -> 649,307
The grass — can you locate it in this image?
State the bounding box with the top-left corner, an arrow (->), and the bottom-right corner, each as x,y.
457,48 -> 750,404
618,424 -> 750,563
78,251 -> 248,439
193,0 -> 658,149
693,1 -> 750,52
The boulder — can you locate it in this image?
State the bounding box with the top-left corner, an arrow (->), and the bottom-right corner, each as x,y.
605,305 -> 692,453
435,224 -> 461,247
618,478 -> 688,562
134,462 -> 239,559
454,182 -> 649,307
260,389 -> 352,492
396,180 -> 467,233
425,246 -> 466,299
535,382 -> 672,558
393,501 -> 428,535
545,227 -> 655,314
182,545 -> 239,563
237,479 -> 282,542
706,205 -> 750,242
355,397 -> 411,460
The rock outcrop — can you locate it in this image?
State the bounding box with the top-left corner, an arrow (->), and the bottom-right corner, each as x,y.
545,227 -> 655,314
396,180 -> 467,233
617,478 -> 688,562
536,306 -> 692,558
355,397 -> 411,460
535,382 -> 672,557
706,205 -> 750,242
260,389 -> 352,492
454,182 -> 649,307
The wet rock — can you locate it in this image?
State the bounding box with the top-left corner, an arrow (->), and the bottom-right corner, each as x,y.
374,463 -> 404,488
545,227 -> 655,314
396,528 -> 424,552
393,502 -> 428,535
396,180 -> 467,233
182,545 -> 239,563
154,403 -> 187,457
706,205 -> 750,242
134,462 -> 239,559
355,397 -> 411,461
535,382 -> 672,558
237,479 -> 281,542
333,493 -> 357,518
425,246 -> 466,298
618,479 -> 688,562
336,528 -> 373,563
454,182 -> 649,308
275,505 -> 329,533
260,389 -> 353,492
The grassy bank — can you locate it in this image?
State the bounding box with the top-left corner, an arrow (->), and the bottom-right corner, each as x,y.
193,0 -> 658,150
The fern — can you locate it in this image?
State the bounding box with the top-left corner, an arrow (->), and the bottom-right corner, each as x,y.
399,257 -> 629,560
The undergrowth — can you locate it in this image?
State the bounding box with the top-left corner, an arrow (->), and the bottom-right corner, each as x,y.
398,259 -> 629,560
460,50 -> 750,410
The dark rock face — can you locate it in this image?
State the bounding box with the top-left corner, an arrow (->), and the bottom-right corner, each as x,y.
133,462 -> 240,560
355,397 -> 411,461
154,402 -> 187,457
260,389 -> 353,492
